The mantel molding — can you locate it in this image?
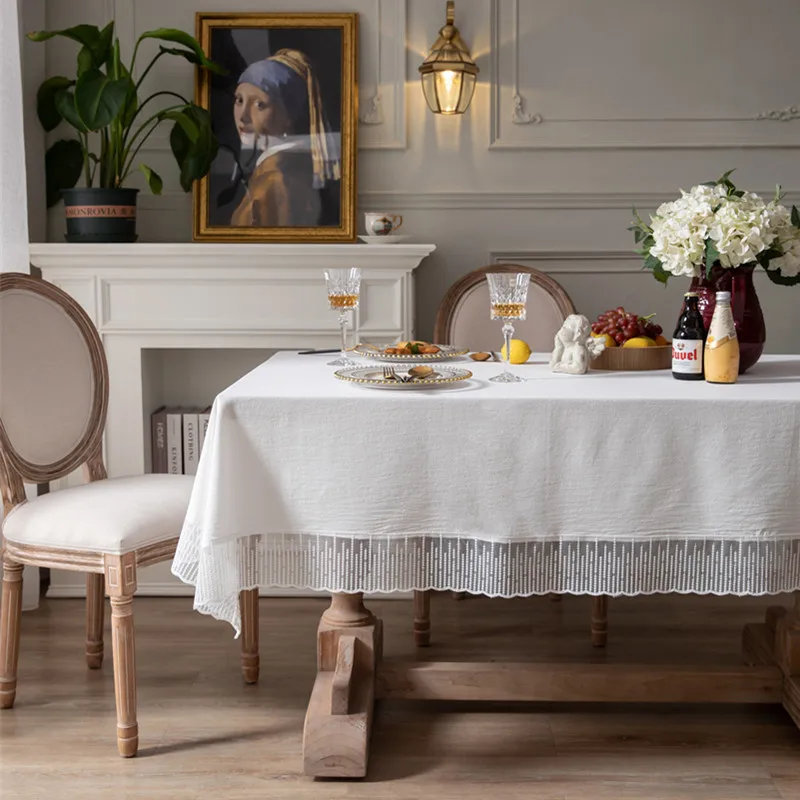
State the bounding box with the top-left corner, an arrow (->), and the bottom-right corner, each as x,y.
29,243 -> 436,273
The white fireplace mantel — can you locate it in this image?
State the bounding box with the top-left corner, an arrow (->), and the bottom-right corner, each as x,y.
29,242 -> 436,596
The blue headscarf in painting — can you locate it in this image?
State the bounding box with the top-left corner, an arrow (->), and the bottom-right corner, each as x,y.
237,48 -> 340,189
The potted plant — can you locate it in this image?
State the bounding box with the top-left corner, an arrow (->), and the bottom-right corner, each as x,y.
28,22 -> 225,242
630,171 -> 800,372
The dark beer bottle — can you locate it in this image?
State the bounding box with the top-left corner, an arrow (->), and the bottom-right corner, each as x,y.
672,292 -> 705,381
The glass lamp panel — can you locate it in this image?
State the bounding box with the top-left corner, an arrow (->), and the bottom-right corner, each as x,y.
434,69 -> 463,114
456,72 -> 476,113
421,72 -> 440,112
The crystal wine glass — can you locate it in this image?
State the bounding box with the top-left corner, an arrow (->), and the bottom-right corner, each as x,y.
324,267 -> 361,367
486,272 -> 531,383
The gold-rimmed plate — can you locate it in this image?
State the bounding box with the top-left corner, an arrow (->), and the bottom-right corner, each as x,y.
354,343 -> 470,361
334,366 -> 473,390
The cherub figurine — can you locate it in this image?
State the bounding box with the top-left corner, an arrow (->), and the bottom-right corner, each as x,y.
549,314 -> 606,374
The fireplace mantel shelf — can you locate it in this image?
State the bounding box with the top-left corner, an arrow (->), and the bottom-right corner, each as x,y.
29,242 -> 436,272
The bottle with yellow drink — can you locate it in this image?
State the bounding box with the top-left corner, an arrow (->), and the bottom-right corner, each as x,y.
704,291 -> 740,384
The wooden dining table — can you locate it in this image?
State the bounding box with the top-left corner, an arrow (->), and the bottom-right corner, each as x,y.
172,351 -> 800,777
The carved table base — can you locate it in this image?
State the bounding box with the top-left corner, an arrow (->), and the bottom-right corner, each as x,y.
302,593 -> 382,778
303,593 -> 800,780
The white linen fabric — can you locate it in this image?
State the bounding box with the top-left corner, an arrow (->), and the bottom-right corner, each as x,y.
4,474 -> 195,554
172,352 -> 800,634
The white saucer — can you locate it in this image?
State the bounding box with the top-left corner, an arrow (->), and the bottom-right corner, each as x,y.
358,235 -> 410,245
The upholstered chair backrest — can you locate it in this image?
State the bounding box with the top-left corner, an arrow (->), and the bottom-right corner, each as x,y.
434,265 -> 576,351
0,273 -> 108,484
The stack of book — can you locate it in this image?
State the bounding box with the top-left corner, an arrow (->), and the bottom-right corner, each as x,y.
150,406 -> 211,475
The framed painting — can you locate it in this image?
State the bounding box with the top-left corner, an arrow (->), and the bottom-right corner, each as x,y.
194,12 -> 357,242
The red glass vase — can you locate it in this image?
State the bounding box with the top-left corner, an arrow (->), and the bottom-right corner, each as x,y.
688,263 -> 765,374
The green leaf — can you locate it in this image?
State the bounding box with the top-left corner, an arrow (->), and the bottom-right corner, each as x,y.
633,229 -> 643,244
718,169 -> 736,184
792,206 -> 800,229
169,104 -> 218,191
764,267 -> 800,286
139,164 -> 163,195
74,69 -> 129,130
28,25 -> 111,69
44,139 -> 84,207
162,108 -> 199,142
704,238 -> 720,278
36,76 -> 73,131
54,88 -> 89,133
653,265 -> 670,284
137,29 -> 227,74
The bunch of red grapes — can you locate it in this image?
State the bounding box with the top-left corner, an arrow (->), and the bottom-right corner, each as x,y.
591,307 -> 663,346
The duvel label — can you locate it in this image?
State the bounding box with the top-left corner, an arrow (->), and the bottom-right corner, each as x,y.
64,205 -> 137,219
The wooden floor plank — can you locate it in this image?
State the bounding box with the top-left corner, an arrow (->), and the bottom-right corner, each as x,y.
0,593 -> 797,799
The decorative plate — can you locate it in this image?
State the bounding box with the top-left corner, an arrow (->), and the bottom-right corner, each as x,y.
354,343 -> 470,361
334,366 -> 473,390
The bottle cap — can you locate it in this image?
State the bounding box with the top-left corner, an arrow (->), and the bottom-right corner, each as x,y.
684,292 -> 698,298
716,291 -> 731,302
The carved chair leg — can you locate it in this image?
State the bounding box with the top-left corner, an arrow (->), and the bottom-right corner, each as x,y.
0,560 -> 24,709
105,554 -> 138,757
413,590 -> 431,647
239,588 -> 260,684
591,595 -> 609,648
85,573 -> 105,669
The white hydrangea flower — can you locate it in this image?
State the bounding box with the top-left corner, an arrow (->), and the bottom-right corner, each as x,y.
708,192 -> 775,267
646,183 -> 800,279
769,203 -> 800,278
649,184 -> 725,278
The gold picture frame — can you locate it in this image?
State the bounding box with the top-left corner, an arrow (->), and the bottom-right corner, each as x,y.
194,12 -> 357,242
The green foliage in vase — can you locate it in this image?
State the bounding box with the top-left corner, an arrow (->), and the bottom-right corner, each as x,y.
28,22 -> 226,206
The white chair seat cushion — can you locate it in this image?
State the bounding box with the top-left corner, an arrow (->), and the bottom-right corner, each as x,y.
2,474 -> 194,555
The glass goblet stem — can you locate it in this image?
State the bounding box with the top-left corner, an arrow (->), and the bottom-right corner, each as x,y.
502,321 -> 514,377
338,311 -> 349,359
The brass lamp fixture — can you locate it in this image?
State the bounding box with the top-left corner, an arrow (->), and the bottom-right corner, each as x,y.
419,0 -> 479,115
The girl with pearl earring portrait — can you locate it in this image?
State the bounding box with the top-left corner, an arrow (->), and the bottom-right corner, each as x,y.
231,49 -> 339,228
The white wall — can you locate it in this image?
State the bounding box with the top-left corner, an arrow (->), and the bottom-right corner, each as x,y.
36,0 -> 800,348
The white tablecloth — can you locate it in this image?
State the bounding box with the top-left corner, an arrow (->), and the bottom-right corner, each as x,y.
172,352 -> 800,633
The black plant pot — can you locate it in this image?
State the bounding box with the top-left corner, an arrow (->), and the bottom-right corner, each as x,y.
62,187 -> 139,243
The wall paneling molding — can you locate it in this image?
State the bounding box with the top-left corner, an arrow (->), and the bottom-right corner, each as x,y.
489,0 -> 800,150
490,249 -> 642,274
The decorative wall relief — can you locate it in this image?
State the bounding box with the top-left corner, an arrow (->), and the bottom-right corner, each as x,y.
490,0 -> 800,149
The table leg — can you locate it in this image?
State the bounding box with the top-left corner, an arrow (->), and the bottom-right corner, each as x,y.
591,596 -> 609,648
413,590 -> 431,647
742,592 -> 800,731
302,592 -> 382,778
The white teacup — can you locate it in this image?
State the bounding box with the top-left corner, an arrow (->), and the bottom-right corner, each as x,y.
365,212 -> 403,236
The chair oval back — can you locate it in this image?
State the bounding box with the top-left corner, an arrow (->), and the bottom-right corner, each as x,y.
433,265 -> 576,351
0,273 -> 108,484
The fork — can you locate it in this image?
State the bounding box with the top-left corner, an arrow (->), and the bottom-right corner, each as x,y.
383,366 -> 409,383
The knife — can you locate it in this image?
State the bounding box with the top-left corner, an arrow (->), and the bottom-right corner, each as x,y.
298,348 -> 341,355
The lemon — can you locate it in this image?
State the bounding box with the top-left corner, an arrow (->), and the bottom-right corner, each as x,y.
622,336 -> 656,349
500,339 -> 532,364
592,333 -> 616,348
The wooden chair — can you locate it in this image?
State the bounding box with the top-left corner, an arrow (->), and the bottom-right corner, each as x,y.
413,265 -> 609,648
0,273 -> 260,758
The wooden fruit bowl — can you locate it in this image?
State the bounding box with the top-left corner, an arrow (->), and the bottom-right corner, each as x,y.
592,345 -> 671,371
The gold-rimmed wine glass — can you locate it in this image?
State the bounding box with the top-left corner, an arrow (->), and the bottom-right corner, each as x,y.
486,272 -> 530,383
324,267 -> 361,367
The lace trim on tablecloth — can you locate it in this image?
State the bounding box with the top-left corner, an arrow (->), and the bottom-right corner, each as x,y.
171,530 -> 800,635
